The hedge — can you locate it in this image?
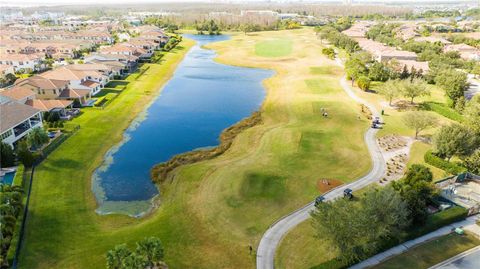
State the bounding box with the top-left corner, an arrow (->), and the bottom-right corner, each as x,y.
407,206 -> 468,239
5,167 -> 29,266
12,165 -> 24,186
421,102 -> 464,122
424,150 -> 467,175
6,213 -> 23,265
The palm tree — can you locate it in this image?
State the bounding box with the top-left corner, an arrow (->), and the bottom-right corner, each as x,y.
135,237 -> 164,267
106,244 -> 131,269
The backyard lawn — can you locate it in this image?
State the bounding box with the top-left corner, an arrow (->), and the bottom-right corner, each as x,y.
19,29 -> 373,269
374,233 -> 480,269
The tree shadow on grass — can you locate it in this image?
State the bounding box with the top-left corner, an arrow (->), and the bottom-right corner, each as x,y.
38,158 -> 82,173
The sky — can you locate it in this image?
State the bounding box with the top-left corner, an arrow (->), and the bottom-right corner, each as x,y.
0,0 -> 472,6
0,0 -> 474,7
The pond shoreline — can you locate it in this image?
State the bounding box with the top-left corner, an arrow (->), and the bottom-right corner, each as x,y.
151,111 -> 262,183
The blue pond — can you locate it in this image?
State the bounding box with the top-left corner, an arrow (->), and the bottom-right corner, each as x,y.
92,34 -> 273,217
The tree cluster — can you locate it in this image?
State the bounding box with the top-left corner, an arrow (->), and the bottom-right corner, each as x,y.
316,26 -> 359,53
106,237 -> 166,269
143,17 -> 179,33
312,165 -> 437,265
376,77 -> 430,106
195,19 -> 220,35
312,186 -> 409,264
392,165 -> 436,225
365,23 -> 401,47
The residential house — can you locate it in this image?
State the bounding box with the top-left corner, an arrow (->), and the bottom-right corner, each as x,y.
395,59 -> 430,73
356,38 -> 418,62
85,53 -> 138,73
414,36 -> 452,44
0,96 -> 43,147
0,53 -> 46,72
66,63 -> 116,80
0,86 -> 36,103
25,99 -> 73,114
99,43 -> 149,58
0,64 -> 15,76
396,24 -> 419,41
342,21 -> 372,39
444,43 -> 480,61
40,66 -> 106,96
13,75 -> 69,100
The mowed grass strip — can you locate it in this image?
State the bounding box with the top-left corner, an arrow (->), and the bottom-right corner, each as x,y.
373,233 -> 480,269
255,38 -> 293,57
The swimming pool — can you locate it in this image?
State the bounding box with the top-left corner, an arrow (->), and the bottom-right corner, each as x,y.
0,171 -> 15,185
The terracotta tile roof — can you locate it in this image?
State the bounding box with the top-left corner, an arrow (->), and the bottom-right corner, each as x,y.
100,44 -> 137,53
66,63 -> 111,72
25,99 -> 73,111
59,88 -> 90,98
396,60 -> 430,72
0,100 -> 41,133
15,75 -> 69,90
0,53 -> 44,61
81,80 -> 100,88
40,67 -> 86,81
444,43 -> 478,52
414,36 -> 451,44
0,86 -> 35,101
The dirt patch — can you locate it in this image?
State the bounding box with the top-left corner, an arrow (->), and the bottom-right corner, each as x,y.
317,178 -> 343,193
392,100 -> 419,111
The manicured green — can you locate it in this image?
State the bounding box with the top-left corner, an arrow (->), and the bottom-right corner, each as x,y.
255,38 -> 293,57
374,233 -> 480,269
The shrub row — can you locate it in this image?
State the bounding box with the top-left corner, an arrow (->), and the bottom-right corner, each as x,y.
5,168 -> 29,267
424,150 -> 467,175
407,206 -> 468,240
421,102 -> 464,122
12,165 -> 25,186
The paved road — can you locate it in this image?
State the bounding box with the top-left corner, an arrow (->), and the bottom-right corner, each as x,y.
256,65 -> 386,269
430,246 -> 480,269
